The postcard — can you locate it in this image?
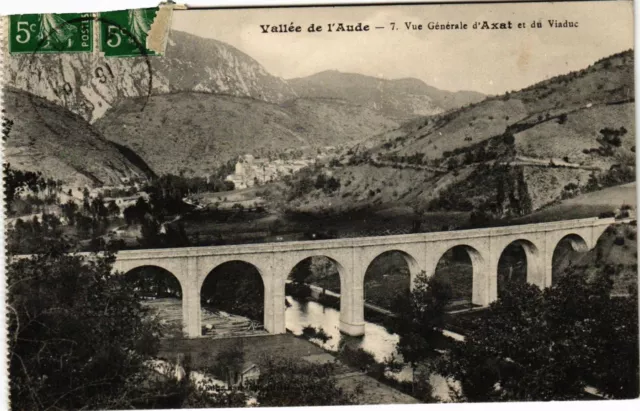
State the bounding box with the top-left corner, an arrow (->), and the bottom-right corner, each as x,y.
2,1 -> 637,408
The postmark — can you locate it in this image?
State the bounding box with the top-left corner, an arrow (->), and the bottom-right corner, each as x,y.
18,14 -> 154,134
100,8 -> 159,57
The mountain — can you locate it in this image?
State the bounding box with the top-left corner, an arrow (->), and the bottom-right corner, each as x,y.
2,88 -> 154,187
6,30 -> 404,181
283,50 -> 635,216
288,71 -> 485,120
93,93 -> 398,176
5,30 -> 297,123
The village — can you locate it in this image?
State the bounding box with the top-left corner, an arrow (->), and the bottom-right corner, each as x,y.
224,150 -> 337,190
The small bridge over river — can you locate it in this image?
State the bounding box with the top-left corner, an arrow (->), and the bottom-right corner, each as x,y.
110,217 -> 615,338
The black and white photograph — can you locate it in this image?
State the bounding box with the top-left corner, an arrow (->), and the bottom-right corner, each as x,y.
1,0 -> 638,408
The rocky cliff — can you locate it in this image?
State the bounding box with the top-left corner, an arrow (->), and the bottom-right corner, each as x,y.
5,30 -> 297,123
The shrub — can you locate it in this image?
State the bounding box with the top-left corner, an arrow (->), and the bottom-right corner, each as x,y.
301,325 -> 332,343
625,229 -> 636,241
248,356 -> 355,406
338,345 -> 377,373
317,292 -> 339,309
558,113 -> 568,124
503,133 -> 515,145
564,182 -> 579,191
285,282 -> 312,299
617,210 -> 630,219
614,236 -> 625,246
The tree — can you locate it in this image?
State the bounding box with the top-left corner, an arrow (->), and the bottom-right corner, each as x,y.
124,267 -> 182,299
437,265 -> 639,401
387,271 -> 452,390
290,258 -> 312,284
164,222 -> 191,248
76,215 -> 93,238
324,176 -> 341,193
60,200 -> 79,226
503,132 -> 515,145
599,127 -> 626,148
7,237 -> 162,409
314,173 -> 327,190
247,356 -> 355,406
3,164 -> 46,215
107,200 -> 121,218
558,113 -> 568,124
139,214 -> 162,248
212,345 -> 245,387
7,214 -> 63,255
469,207 -> 494,228
7,233 -> 249,409
495,178 -> 506,214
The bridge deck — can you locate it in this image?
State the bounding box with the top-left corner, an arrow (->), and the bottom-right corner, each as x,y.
114,217 -> 615,259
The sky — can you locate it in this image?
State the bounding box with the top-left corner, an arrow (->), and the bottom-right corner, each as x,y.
171,1 -> 634,95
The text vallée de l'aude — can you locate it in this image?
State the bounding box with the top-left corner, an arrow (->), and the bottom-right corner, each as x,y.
259,20 -> 579,34
260,22 -> 371,33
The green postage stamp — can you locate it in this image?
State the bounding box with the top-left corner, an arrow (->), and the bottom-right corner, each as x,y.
8,8 -> 159,56
99,8 -> 159,57
2,1 -> 639,410
8,13 -> 93,53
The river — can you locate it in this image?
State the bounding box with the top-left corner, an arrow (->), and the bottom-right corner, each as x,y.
147,294 -> 454,399
284,296 -> 454,399
285,296 -> 401,362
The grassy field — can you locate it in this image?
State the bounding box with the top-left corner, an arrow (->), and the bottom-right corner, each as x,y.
158,334 -> 327,371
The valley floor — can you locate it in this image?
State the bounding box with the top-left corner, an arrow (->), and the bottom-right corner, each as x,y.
158,333 -> 419,405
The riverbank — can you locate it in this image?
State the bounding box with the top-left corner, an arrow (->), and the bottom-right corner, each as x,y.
158,333 -> 419,405
142,298 -> 267,339
290,282 -> 474,337
144,292 -> 455,402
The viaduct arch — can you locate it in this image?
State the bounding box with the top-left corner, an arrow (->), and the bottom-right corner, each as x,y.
110,217 -> 614,338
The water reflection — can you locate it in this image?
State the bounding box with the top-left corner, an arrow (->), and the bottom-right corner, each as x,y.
285,296 -> 400,361
285,296 -> 455,399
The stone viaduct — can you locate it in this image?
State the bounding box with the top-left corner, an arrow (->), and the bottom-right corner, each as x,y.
112,217 -> 614,338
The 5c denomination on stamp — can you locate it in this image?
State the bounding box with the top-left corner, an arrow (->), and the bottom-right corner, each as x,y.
9,13 -> 93,54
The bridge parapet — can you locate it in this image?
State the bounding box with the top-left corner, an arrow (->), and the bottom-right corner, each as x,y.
10,217 -> 620,339
113,217 -> 615,260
